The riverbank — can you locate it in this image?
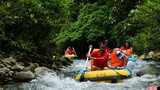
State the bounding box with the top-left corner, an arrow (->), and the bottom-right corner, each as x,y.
0,54 -> 73,84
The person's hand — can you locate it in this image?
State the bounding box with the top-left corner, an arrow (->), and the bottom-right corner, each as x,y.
87,54 -> 91,58
120,66 -> 125,69
89,45 -> 93,48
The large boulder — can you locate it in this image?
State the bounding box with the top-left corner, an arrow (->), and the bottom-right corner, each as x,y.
143,51 -> 155,60
15,71 -> 35,82
152,53 -> 160,61
34,67 -> 49,77
136,66 -> 160,76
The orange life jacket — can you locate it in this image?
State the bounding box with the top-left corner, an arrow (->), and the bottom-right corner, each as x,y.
124,47 -> 133,57
111,48 -> 125,67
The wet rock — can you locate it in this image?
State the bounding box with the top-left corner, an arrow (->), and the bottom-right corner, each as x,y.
25,63 -> 39,72
60,57 -> 72,66
0,67 -> 10,73
11,65 -> 24,71
15,71 -> 35,82
1,57 -> 16,65
152,53 -> 160,61
52,63 -> 60,70
34,67 -> 49,77
139,54 -> 145,60
136,66 -> 160,76
18,62 -> 25,66
131,54 -> 138,59
0,64 -> 5,68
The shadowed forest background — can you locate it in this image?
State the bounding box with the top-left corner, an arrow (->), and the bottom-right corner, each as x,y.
0,0 -> 160,60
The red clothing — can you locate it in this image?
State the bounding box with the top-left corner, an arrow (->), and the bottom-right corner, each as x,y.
65,49 -> 74,55
90,49 -> 109,68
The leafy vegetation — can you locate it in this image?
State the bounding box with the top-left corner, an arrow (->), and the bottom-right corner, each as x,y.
0,0 -> 160,60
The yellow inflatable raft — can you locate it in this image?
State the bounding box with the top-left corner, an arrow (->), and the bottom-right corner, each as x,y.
63,55 -> 78,59
75,67 -> 131,83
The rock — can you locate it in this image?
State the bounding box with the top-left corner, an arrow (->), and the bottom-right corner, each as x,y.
136,66 -> 160,76
18,62 -> 25,66
148,51 -> 155,57
0,67 -> 10,73
152,53 -> 160,61
24,63 -> 39,72
15,71 -> 35,82
60,57 -> 72,66
143,51 -> 155,60
11,65 -> 24,71
52,63 -> 60,70
1,57 -> 16,65
139,54 -> 145,60
131,54 -> 138,59
0,64 -> 5,68
34,67 -> 49,77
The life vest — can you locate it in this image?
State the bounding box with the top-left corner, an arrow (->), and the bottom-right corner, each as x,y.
124,47 -> 133,57
111,48 -> 125,67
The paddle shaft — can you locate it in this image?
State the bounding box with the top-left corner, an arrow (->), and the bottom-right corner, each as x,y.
83,47 -> 92,70
72,47 -> 77,56
80,47 -> 92,81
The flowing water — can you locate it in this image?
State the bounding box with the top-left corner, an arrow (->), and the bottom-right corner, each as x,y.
2,59 -> 160,90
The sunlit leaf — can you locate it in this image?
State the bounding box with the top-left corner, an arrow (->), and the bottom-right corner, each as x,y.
34,19 -> 37,23
30,14 -> 34,18
28,8 -> 32,12
7,2 -> 11,8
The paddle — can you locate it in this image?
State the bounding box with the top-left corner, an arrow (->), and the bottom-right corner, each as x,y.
72,47 -> 77,56
80,47 -> 92,81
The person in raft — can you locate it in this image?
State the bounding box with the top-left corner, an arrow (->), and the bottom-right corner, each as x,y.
87,42 -> 109,71
64,47 -> 75,55
125,42 -> 133,57
106,41 -> 129,69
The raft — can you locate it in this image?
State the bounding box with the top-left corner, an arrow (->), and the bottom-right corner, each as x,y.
75,67 -> 131,83
63,55 -> 78,59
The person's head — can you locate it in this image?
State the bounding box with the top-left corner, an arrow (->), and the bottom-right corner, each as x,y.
120,45 -> 126,50
98,42 -> 107,53
104,39 -> 108,43
68,47 -> 72,50
126,42 -> 131,49
106,41 -> 115,52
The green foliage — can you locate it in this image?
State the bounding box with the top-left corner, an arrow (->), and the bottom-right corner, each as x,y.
127,0 -> 160,54
56,2 -> 112,47
1,0 -> 160,59
110,0 -> 160,54
0,0 -> 72,58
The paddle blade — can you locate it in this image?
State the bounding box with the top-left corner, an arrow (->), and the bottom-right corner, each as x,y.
80,70 -> 85,82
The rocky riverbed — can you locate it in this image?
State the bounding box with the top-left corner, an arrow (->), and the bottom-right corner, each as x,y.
0,55 -> 73,84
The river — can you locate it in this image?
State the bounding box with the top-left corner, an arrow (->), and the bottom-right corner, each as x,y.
2,59 -> 160,90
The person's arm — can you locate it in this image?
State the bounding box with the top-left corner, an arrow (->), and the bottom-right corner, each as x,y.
88,51 -> 96,60
95,54 -> 108,62
116,51 -> 128,69
122,54 -> 128,68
